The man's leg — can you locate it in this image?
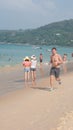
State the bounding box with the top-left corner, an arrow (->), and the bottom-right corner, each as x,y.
55,68 -> 61,84
56,77 -> 61,84
50,75 -> 55,88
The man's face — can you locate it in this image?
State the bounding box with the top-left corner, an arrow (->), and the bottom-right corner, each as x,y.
52,49 -> 56,55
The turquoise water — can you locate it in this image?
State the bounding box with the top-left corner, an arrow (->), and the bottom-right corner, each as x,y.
0,43 -> 73,67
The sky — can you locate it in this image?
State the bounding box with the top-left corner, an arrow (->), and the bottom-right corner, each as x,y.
0,0 -> 73,30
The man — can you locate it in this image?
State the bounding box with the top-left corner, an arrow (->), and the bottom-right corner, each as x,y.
39,53 -> 44,76
49,47 -> 63,90
39,53 -> 43,68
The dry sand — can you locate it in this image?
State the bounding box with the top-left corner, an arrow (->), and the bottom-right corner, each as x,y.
0,65 -> 73,130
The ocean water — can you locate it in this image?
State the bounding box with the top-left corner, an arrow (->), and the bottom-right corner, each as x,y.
0,43 -> 73,67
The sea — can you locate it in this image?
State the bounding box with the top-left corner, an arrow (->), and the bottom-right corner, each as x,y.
0,42 -> 73,67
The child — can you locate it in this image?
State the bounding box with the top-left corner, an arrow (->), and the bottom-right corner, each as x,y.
30,55 -> 37,86
22,56 -> 31,84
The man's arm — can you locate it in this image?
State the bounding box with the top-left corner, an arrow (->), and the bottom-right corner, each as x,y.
58,54 -> 63,65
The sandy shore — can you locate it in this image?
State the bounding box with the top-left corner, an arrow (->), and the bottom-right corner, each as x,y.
0,64 -> 73,130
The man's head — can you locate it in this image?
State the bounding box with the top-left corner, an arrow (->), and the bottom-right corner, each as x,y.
51,47 -> 57,55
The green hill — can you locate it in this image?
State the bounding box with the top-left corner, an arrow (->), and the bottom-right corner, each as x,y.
0,19 -> 73,46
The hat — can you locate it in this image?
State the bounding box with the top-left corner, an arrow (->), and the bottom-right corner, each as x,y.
23,56 -> 30,61
31,55 -> 36,60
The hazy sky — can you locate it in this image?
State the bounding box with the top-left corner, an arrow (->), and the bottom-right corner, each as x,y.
0,0 -> 73,30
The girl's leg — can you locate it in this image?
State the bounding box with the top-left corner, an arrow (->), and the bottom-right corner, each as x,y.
27,71 -> 30,81
33,71 -> 36,85
31,71 -> 35,86
24,72 -> 28,87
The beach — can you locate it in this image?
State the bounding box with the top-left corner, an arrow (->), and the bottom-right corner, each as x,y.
0,63 -> 73,130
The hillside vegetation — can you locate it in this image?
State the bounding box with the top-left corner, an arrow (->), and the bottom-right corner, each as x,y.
0,19 -> 73,46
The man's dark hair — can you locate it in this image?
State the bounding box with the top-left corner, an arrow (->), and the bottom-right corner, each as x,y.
52,47 -> 57,51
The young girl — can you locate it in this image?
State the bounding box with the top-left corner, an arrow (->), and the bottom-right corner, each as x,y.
22,56 -> 31,84
30,55 -> 37,86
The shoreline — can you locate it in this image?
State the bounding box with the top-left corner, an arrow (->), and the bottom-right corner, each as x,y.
0,61 -> 73,96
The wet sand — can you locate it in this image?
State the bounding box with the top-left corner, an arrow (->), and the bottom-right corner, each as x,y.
0,62 -> 73,130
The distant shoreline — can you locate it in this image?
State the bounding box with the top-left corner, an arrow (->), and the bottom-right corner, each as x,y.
0,61 -> 73,96
0,60 -> 73,72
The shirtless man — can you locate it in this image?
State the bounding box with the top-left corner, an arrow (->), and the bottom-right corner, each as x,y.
49,47 -> 63,90
62,54 -> 68,73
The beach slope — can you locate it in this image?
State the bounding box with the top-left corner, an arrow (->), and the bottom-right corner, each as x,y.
0,68 -> 73,130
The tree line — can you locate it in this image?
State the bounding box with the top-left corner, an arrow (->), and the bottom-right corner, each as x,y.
0,19 -> 73,46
